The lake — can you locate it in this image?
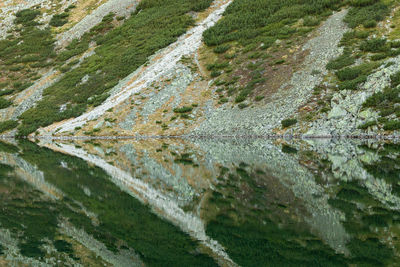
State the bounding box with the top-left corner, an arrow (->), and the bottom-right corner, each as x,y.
0,138 -> 399,266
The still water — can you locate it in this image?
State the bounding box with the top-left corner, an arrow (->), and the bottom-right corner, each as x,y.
0,138 -> 399,266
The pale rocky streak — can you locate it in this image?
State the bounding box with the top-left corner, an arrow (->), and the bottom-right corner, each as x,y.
40,0 -> 234,135
55,0 -> 139,48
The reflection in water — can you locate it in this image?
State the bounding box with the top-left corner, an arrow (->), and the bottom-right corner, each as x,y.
0,138 -> 399,266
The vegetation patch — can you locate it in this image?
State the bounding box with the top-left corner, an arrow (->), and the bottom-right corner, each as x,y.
18,0 -> 213,135
0,120 -> 18,133
281,118 -> 297,128
202,0 -> 342,106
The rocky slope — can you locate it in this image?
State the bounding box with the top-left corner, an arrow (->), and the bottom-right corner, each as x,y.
0,0 -> 400,137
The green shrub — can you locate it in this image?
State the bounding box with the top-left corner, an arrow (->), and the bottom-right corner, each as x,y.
0,98 -> 12,109
363,90 -> 385,108
211,70 -> 222,77
326,53 -> 355,70
0,120 -> 18,133
235,95 -> 246,103
344,2 -> 388,28
336,67 -> 362,81
213,44 -> 231,54
383,120 -> 400,130
390,41 -> 400,48
303,16 -> 320,26
206,62 -> 229,70
0,89 -> 14,96
391,71 -> 400,87
358,120 -> 376,129
370,53 -> 387,61
173,106 -> 193,113
338,75 -> 367,90
360,38 -> 388,52
363,20 -> 377,28
282,144 -> 297,154
49,12 -> 69,27
350,0 -> 378,7
238,103 -> 248,109
281,118 -> 297,128
14,9 -> 40,25
88,93 -> 110,107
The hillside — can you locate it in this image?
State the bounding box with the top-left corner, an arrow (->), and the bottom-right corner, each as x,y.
1,0 -> 400,138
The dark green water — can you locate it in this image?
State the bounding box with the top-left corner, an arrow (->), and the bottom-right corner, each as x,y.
0,138 -> 399,266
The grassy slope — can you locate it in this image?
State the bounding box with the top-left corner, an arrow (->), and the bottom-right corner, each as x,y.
201,0 -> 343,108
17,0 -> 213,136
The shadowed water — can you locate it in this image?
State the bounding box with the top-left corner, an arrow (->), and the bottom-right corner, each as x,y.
0,138 -> 399,266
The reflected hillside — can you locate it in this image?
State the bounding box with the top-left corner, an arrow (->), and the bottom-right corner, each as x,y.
0,138 -> 399,266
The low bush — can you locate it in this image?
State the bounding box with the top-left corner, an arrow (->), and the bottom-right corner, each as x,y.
358,120 -> 376,129
326,52 -> 355,70
391,71 -> 400,87
363,20 -> 377,28
360,38 -> 388,52
281,118 -> 297,128
338,75 -> 367,90
14,9 -> 40,25
370,53 -> 387,61
383,120 -> 400,130
235,95 -> 246,103
211,70 -> 222,77
336,67 -> 362,81
0,98 -> 12,109
390,41 -> 400,48
213,44 -> 231,54
0,89 -> 14,96
0,120 -> 18,133
49,12 -> 69,27
344,2 -> 388,28
303,16 -> 320,27
173,106 -> 193,113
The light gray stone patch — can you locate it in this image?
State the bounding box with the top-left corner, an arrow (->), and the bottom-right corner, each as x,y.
139,64 -> 194,122
119,108 -> 138,130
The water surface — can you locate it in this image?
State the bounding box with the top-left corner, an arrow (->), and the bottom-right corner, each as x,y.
0,138 -> 399,266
